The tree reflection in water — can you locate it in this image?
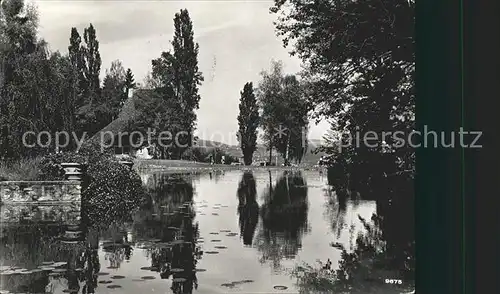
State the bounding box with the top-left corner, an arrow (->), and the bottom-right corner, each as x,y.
294,171 -> 415,293
236,171 -> 259,245
255,171 -> 309,272
141,175 -> 202,294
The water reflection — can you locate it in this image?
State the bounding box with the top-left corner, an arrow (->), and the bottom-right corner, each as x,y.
236,172 -> 259,246
1,170 -> 411,293
134,174 -> 201,293
294,168 -> 415,293
256,171 -> 309,271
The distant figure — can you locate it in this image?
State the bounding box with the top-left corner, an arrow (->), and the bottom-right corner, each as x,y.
222,155 -> 226,164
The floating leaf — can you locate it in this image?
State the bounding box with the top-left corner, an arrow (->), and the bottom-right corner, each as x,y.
53,262 -> 67,267
141,276 -> 156,280
99,280 -> 112,284
171,268 -> 184,273
140,267 -> 154,271
107,285 -> 122,289
110,275 -> 125,279
274,285 -> 288,290
52,268 -> 67,273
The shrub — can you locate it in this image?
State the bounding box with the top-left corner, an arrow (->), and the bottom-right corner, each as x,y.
0,157 -> 42,181
38,142 -> 147,228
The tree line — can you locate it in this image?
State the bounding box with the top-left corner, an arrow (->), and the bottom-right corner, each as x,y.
238,0 -> 415,175
0,0 -> 203,161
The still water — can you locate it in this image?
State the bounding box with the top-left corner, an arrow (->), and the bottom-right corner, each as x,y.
0,170 -> 378,293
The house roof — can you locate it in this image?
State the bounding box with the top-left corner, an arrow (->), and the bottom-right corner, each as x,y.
89,89 -> 154,145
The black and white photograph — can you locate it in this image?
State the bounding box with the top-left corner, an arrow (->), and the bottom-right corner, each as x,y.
1,0 -> 415,293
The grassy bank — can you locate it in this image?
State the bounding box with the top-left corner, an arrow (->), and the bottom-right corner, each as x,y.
0,157 -> 42,181
134,159 -> 325,173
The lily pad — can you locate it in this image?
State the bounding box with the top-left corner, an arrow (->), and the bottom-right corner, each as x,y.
39,267 -> 56,271
226,233 -> 238,237
209,232 -> 219,235
214,246 -> 227,249
205,251 -> 219,254
61,240 -> 78,244
211,213 -> 219,216
219,230 -> 231,232
173,277 -> 187,283
98,280 -> 112,284
195,268 -> 206,272
141,276 -> 156,280
221,283 -> 236,288
53,262 -> 67,267
110,275 -> 125,279
97,272 -> 110,276
52,268 -> 67,273
140,267 -> 154,271
274,285 -> 288,290
211,239 -> 222,242
107,285 -> 122,289
171,268 -> 184,273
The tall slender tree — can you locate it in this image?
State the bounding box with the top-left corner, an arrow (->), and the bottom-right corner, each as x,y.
237,82 -> 259,165
68,27 -> 85,108
257,61 -> 309,164
256,60 -> 283,164
150,9 -> 203,158
82,23 -> 101,104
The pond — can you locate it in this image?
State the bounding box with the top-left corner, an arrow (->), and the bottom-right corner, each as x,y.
0,169 -> 413,293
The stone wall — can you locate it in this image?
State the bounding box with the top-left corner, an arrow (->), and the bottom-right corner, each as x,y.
0,181 -> 81,224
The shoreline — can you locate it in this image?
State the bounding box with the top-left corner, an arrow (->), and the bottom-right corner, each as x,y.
133,159 -> 327,173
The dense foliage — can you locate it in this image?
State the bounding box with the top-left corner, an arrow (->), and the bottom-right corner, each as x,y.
256,61 -> 310,164
0,0 -> 136,159
132,9 -> 204,160
271,0 -> 415,178
237,82 -> 260,165
269,0 -> 415,291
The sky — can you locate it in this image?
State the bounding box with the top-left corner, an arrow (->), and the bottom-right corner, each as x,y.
32,0 -> 329,145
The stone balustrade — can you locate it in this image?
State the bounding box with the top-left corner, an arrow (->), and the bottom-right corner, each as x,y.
0,181 -> 81,203
0,163 -> 83,224
0,181 -> 82,224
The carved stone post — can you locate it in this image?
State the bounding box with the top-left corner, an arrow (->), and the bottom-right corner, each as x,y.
119,160 -> 134,170
61,163 -> 83,181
